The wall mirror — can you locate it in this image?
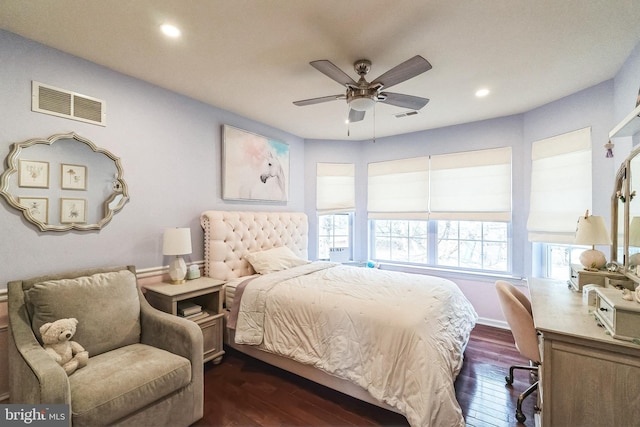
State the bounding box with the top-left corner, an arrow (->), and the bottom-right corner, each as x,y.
612,162 -> 626,267
0,132 -> 129,231
627,146 -> 640,266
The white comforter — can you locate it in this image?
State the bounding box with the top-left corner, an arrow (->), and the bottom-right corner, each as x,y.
234,262 -> 477,427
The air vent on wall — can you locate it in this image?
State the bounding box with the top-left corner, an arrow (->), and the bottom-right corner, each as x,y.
32,81 -> 106,126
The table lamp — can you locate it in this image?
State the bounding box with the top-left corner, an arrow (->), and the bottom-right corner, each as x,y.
574,210 -> 611,271
163,227 -> 192,284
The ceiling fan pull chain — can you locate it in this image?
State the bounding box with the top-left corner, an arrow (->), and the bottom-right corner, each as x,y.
373,104 -> 376,143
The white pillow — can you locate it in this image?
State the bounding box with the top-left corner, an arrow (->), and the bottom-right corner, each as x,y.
245,246 -> 310,274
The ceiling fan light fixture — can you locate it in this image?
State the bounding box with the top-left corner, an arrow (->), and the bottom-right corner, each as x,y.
349,96 -> 376,111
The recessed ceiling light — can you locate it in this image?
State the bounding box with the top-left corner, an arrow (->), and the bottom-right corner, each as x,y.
161,24 -> 181,38
475,88 -> 490,98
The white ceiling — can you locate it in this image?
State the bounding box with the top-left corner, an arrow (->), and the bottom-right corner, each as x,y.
2,1 -> 640,141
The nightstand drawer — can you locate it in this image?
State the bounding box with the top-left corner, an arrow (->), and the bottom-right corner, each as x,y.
201,313 -> 224,362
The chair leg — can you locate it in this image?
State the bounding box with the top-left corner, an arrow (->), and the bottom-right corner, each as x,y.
505,364 -> 538,385
516,381 -> 539,423
505,365 -> 539,423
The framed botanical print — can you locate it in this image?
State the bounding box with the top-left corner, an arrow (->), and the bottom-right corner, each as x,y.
19,159 -> 49,188
61,164 -> 87,190
60,198 -> 86,223
19,197 -> 48,223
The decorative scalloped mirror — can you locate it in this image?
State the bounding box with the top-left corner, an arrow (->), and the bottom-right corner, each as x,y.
0,132 -> 129,231
627,147 -> 640,266
611,161 -> 626,267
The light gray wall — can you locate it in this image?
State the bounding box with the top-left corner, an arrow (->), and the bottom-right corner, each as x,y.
0,30 -> 304,288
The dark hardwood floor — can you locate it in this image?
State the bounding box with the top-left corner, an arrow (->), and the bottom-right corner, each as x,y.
194,324 -> 537,427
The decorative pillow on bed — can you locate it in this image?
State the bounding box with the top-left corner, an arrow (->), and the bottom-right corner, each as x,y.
245,246 -> 310,274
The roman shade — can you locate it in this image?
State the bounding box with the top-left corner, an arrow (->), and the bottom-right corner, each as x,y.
527,127 -> 592,243
430,147 -> 512,221
368,156 -> 429,219
316,163 -> 355,213
367,149 -> 511,221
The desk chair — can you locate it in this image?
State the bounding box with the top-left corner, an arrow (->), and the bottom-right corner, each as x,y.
495,280 -> 540,423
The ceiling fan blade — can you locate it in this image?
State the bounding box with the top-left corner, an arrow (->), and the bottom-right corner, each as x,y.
310,60 -> 358,88
293,94 -> 343,106
348,109 -> 365,123
379,92 -> 430,110
370,55 -> 432,89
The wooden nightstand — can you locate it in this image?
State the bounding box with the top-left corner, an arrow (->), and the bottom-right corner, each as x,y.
143,277 -> 225,364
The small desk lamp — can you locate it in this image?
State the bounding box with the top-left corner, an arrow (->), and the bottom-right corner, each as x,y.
163,227 -> 192,284
574,210 -> 611,271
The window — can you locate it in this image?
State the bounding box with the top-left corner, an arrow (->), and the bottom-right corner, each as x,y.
437,220 -> 509,271
367,147 -> 512,273
372,220 -> 428,263
371,219 -> 509,272
316,163 -> 355,260
318,213 -> 352,260
543,243 -> 584,280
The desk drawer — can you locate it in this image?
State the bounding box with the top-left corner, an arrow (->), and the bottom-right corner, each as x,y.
596,295 -> 615,327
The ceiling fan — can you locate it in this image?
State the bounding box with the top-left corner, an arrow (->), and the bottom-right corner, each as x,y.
293,55 -> 432,123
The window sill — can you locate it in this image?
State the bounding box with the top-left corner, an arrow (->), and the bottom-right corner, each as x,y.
377,262 -> 525,284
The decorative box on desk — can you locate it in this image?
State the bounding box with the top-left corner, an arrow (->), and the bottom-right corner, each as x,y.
594,287 -> 640,342
143,277 -> 225,364
568,263 -> 626,292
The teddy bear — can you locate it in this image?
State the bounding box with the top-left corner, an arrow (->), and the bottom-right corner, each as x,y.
39,318 -> 89,375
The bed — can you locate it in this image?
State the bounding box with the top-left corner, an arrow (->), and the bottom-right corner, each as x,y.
200,210 -> 477,427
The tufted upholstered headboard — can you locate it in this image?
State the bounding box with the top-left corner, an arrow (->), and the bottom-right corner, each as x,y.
200,211 -> 308,281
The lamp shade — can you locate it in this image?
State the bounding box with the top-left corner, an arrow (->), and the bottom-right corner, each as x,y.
574,215 -> 612,246
574,213 -> 611,270
163,228 -> 192,256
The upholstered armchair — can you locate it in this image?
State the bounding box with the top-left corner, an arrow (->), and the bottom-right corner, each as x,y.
7,265 -> 203,426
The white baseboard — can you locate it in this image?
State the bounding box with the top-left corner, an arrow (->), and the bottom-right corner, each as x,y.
476,317 -> 509,330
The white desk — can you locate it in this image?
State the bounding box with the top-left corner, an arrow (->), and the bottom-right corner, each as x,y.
528,278 -> 640,427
